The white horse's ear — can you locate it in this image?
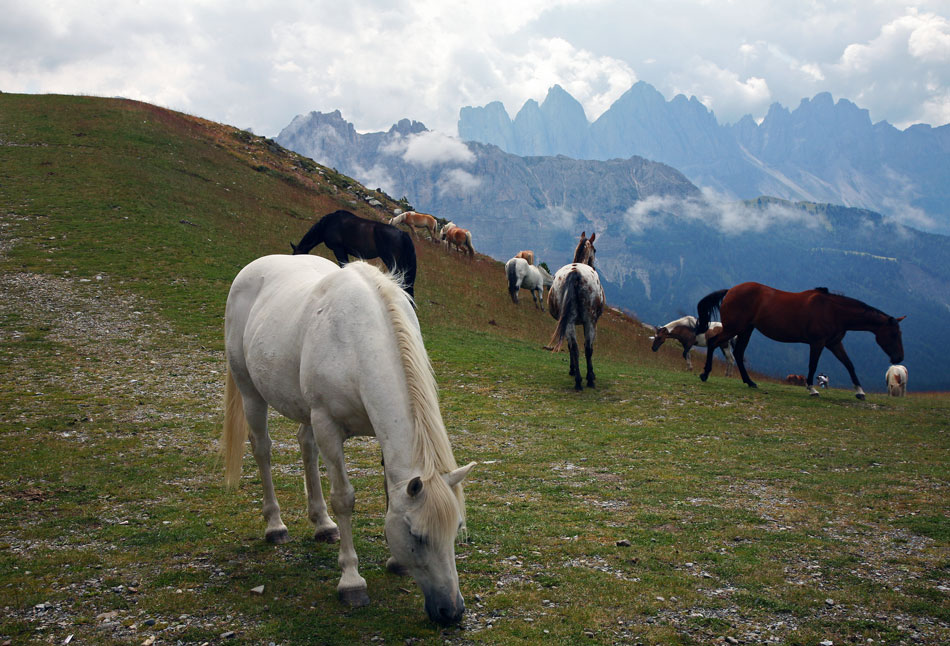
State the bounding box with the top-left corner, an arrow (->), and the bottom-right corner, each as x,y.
443,462 -> 476,488
407,476 -> 424,497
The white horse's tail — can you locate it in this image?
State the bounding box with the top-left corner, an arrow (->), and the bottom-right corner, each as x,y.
464,230 -> 474,256
222,365 -> 249,489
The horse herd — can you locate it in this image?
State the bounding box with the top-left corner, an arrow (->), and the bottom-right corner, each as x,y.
222,209 -> 909,625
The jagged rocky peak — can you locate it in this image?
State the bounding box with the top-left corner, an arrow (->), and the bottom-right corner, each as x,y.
389,118 -> 427,136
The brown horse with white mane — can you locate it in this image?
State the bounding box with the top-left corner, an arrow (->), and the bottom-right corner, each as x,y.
547,232 -> 605,390
440,222 -> 475,257
696,282 -> 905,399
390,211 -> 439,241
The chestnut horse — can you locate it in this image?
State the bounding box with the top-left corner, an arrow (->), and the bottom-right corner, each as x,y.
696,282 -> 905,399
515,250 -> 535,265
440,222 -> 474,257
390,211 -> 439,241
547,232 -> 605,390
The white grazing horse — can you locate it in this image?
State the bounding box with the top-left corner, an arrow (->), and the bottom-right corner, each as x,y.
885,364 -> 908,397
222,254 -> 475,624
505,256 -> 554,310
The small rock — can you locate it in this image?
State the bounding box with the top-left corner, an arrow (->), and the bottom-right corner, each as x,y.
616,539 -> 631,547
220,631 -> 236,639
825,598 -> 835,607
725,637 -> 739,645
250,585 -> 265,595
820,641 -> 834,646
143,619 -> 156,626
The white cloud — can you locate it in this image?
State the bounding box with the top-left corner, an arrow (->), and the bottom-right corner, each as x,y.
544,205 -> 578,230
383,131 -> 476,166
624,189 -> 828,235
437,168 -> 482,196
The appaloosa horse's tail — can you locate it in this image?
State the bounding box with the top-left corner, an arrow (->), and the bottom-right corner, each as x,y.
548,271 -> 581,352
695,288 -> 729,335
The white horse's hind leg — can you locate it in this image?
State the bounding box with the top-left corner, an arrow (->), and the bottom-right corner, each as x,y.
244,396 -> 290,544
296,423 -> 339,543
310,409 -> 369,607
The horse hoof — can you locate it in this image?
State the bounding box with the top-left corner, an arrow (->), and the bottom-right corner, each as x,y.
313,527 -> 340,543
265,528 -> 291,544
339,587 -> 370,608
809,391 -> 820,397
386,557 -> 409,576
856,393 -> 866,400
699,373 -> 708,382
748,382 -> 758,388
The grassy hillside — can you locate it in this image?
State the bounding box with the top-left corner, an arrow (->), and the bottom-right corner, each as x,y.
1,94 -> 947,645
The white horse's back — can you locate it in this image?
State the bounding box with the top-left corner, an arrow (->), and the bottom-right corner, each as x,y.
886,364 -> 908,397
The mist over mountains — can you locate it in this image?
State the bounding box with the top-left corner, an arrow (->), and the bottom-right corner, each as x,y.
459,82 -> 950,235
276,99 -> 950,391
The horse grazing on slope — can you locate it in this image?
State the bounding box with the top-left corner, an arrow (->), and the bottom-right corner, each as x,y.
440,222 -> 475,257
223,255 -> 475,624
390,211 -> 439,241
291,210 -> 417,298
515,250 -> 535,265
885,364 -> 908,397
696,282 -> 905,399
650,315 -> 737,376
547,232 -> 605,390
505,256 -> 553,310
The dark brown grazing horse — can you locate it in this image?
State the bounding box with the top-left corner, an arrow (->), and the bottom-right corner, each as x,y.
547,232 -> 605,390
291,210 -> 417,299
696,282 -> 905,399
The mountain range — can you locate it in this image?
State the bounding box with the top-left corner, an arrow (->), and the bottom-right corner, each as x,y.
275,104 -> 950,391
459,82 -> 950,236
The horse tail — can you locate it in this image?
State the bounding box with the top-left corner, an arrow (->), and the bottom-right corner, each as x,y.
221,365 -> 249,489
506,261 -> 520,302
695,288 -> 729,335
399,231 -> 417,298
548,271 -> 581,351
465,230 -> 474,256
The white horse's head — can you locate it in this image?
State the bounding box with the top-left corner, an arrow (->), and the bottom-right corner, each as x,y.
385,462 -> 475,625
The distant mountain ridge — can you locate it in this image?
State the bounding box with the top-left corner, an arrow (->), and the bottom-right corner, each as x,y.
276,110 -> 950,391
459,82 -> 950,235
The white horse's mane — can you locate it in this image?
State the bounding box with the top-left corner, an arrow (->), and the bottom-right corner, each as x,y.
346,263 -> 465,537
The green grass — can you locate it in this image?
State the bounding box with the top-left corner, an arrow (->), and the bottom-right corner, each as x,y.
1,93 -> 948,645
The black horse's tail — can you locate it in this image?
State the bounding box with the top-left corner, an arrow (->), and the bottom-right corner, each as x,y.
695,288 -> 729,335
506,261 -> 520,302
398,232 -> 417,299
548,271 -> 581,351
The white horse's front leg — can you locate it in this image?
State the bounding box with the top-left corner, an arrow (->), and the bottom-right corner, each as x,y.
311,411 -> 368,607
244,397 -> 289,544
296,423 -> 339,543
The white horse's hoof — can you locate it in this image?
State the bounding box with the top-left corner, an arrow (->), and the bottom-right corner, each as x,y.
313,526 -> 340,543
856,393 -> 866,400
265,527 -> 291,544
339,587 -> 370,608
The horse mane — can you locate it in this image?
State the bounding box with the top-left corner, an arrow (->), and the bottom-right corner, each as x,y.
572,233 -> 589,263
344,263 -> 464,538
815,287 -> 888,319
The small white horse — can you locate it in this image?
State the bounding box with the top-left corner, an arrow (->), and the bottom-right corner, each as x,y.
223,255 -> 475,624
505,256 -> 554,310
885,364 -> 908,397
651,315 -> 737,376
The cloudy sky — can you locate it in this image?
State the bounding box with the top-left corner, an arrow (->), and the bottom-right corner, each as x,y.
2,1 -> 949,138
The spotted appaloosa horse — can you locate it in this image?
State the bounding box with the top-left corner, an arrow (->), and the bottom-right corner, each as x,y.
696,282 -> 905,399
547,232 -> 605,390
885,364 -> 908,397
440,222 -> 475,257
650,315 -> 736,376
390,211 -> 439,241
